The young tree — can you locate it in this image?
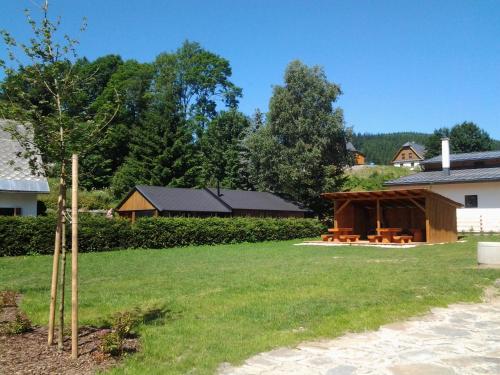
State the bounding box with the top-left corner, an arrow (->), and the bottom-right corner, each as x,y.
246,60 -> 350,214
0,1 -> 117,350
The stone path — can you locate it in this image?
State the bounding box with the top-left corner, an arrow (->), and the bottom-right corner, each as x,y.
219,286 -> 500,375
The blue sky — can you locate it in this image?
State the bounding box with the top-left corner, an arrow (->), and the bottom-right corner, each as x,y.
1,0 -> 499,137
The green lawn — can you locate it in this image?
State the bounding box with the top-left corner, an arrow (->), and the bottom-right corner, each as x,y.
1,236 -> 499,374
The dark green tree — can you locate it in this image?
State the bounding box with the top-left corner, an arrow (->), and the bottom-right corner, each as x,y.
111,41 -> 241,196
80,60 -> 153,189
449,122 -> 493,154
424,122 -> 492,158
201,110 -> 250,188
247,60 -> 349,214
424,128 -> 451,158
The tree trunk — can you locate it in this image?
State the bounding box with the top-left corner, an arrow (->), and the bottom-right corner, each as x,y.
47,167 -> 65,346
57,177 -> 67,351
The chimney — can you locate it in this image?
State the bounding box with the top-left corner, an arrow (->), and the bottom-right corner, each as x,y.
217,179 -> 221,196
441,137 -> 450,175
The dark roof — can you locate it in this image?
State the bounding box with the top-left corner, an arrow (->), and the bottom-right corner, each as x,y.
421,150 -> 500,165
400,142 -> 426,159
0,120 -> 49,193
207,188 -> 307,212
134,186 -> 231,213
346,142 -> 357,152
385,167 -> 500,186
119,186 -> 307,213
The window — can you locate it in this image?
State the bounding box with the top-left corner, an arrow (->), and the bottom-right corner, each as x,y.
409,153 -> 413,159
465,195 -> 478,208
401,153 -> 405,160
0,208 -> 21,216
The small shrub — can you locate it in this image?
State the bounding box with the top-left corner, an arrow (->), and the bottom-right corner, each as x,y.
100,331 -> 122,356
112,310 -> 140,338
5,312 -> 32,334
100,310 -> 141,356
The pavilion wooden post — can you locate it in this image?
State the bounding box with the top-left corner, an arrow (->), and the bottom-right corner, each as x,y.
71,154 -> 79,360
131,211 -> 136,224
425,199 -> 430,244
333,201 -> 338,228
48,174 -> 64,346
376,199 -> 381,234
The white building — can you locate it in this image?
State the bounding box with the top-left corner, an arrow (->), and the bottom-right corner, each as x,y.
386,139 -> 500,232
0,120 -> 49,216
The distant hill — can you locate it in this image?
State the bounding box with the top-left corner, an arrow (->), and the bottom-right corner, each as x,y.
352,132 -> 431,165
352,132 -> 500,165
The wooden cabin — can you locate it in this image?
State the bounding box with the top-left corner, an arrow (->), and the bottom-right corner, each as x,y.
321,188 -> 462,243
392,142 -> 426,168
116,185 -> 308,222
346,142 -> 365,165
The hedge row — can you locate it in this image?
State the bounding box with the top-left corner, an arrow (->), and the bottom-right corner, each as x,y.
0,215 -> 326,256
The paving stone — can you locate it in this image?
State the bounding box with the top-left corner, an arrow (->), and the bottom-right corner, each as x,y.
431,326 -> 471,337
326,365 -> 357,375
388,364 -> 456,375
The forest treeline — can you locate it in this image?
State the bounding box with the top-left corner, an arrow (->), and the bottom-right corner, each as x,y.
0,41 -> 349,214
353,130 -> 500,164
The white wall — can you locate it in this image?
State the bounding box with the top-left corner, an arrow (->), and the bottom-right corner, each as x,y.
427,181 -> 500,208
391,181 -> 500,232
0,192 -> 38,216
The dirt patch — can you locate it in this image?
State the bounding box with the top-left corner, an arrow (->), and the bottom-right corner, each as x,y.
0,292 -> 138,375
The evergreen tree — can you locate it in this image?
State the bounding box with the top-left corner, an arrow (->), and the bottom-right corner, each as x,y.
201,110 -> 250,188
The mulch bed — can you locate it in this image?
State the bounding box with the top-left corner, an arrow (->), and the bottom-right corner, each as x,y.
0,292 -> 138,375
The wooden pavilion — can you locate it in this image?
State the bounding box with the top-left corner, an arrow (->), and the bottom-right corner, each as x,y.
321,188 -> 463,243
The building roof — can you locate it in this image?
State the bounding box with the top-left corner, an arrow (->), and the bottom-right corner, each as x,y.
385,167 -> 500,186
0,120 -> 49,193
321,188 -> 462,207
421,150 -> 500,166
206,188 -> 307,212
118,185 -> 307,213
134,186 -> 232,213
346,141 -> 364,156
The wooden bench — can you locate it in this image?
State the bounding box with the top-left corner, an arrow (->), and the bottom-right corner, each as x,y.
321,234 -> 335,242
392,235 -> 413,243
367,234 -> 383,243
339,234 -> 360,243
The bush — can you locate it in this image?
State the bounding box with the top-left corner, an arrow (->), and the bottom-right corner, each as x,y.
4,312 -> 32,334
0,215 -> 325,256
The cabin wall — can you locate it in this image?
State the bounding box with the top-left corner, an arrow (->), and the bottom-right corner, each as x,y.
426,195 -> 458,243
117,190 -> 155,212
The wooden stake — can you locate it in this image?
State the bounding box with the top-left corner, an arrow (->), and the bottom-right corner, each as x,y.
48,171 -> 64,346
71,154 -> 78,359
57,180 -> 67,351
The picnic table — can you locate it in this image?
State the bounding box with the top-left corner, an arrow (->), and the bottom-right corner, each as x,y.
377,228 -> 402,243
326,227 -> 353,242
